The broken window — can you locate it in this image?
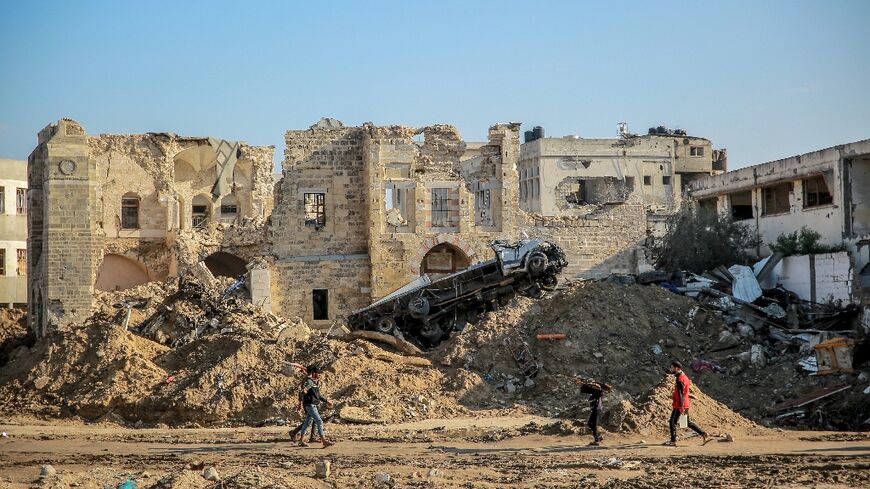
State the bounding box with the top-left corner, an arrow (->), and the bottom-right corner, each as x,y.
662,175 -> 672,186
16,248 -> 25,276
15,188 -> 25,214
304,192 -> 326,229
762,183 -> 791,216
121,194 -> 140,229
0,187 -> 5,213
0,249 -> 5,276
730,191 -> 753,221
475,188 -> 492,226
219,194 -> 239,222
565,180 -> 587,205
643,175 -> 652,186
690,146 -> 705,157
431,188 -> 450,227
384,184 -> 411,227
312,289 -> 328,320
803,175 -> 833,208
192,194 -> 210,229
625,176 -> 635,193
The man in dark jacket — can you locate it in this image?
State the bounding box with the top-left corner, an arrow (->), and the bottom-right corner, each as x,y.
580,381 -> 612,446
297,365 -> 335,448
666,361 -> 709,446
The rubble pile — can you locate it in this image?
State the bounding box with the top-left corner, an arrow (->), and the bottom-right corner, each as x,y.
436,281 -> 868,431
0,278 -> 489,426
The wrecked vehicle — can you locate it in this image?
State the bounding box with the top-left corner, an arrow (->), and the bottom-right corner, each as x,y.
348,238 -> 567,347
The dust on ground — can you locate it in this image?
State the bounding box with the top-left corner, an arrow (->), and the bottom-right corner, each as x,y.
0,418 -> 868,489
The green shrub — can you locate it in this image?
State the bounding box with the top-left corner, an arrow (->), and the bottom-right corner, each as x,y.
769,227 -> 847,256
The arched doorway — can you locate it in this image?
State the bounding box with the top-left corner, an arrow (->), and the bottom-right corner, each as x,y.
95,254 -> 150,292
419,243 -> 471,277
204,251 -> 247,278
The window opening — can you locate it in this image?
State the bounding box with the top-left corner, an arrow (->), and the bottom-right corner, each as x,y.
803,175 -> 833,208
304,192 -> 326,229
121,195 -> 140,229
762,183 -> 791,215
312,289 -> 329,320
730,191 -> 753,221
16,249 -> 25,276
431,188 -> 450,227
16,188 -> 25,214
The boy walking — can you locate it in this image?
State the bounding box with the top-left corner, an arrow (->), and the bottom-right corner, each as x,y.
297,365 -> 335,448
579,380 -> 612,446
665,361 -> 709,446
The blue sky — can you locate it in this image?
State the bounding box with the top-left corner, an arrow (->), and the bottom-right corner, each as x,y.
1,0 -> 868,170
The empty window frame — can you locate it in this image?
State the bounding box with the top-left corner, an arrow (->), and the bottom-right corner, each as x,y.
690,146 -> 705,157
698,198 -> 717,214
0,187 -> 5,213
475,188 -> 492,226
304,192 -> 326,228
643,175 -> 652,186
0,249 -> 5,276
762,183 -> 791,216
192,195 -> 210,229
16,248 -> 25,276
15,188 -> 25,214
219,195 -> 239,222
312,289 -> 328,320
624,176 -> 635,193
121,195 -> 140,229
431,188 -> 450,227
803,175 -> 833,208
730,191 -> 753,221
662,175 -> 672,186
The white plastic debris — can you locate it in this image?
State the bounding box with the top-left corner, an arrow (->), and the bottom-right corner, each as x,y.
728,265 -> 763,302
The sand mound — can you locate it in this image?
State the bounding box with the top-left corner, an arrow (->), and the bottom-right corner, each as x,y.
610,376 -> 762,436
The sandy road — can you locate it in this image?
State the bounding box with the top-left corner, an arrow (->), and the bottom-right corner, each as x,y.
1,416 -> 869,488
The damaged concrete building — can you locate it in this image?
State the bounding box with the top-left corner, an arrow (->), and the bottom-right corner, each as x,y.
689,138 -> 870,304
0,158 -> 28,308
27,118 -> 275,336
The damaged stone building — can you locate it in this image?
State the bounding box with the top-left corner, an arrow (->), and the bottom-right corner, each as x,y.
27,118 -> 275,336
27,117 -> 730,332
267,119 -> 522,326
689,138 -> 870,304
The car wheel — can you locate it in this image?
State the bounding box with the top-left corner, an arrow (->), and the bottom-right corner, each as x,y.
540,274 -> 558,291
418,322 -> 444,344
527,252 -> 548,276
374,316 -> 396,334
407,296 -> 431,319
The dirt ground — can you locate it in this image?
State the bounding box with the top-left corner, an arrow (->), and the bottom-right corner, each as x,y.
1,416 -> 868,489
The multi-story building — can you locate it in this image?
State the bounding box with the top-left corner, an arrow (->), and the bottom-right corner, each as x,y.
689,139 -> 870,304
0,158 -> 28,308
518,125 -> 726,228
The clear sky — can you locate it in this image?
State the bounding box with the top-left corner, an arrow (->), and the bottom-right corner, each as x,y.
1,0 -> 868,170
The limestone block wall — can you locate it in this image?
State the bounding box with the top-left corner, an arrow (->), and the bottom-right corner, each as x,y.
520,204 -> 648,279
364,123 -> 522,300
270,258 -> 371,325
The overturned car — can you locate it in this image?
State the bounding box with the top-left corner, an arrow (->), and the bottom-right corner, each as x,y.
348,238 -> 568,347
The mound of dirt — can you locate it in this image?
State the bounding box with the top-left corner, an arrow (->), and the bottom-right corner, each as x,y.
611,376 -> 762,436
0,308 -> 499,426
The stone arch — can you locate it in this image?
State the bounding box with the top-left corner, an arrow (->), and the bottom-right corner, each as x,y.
220,193 -> 239,222
203,251 -> 247,278
409,234 -> 477,273
417,241 -> 473,277
95,254 -> 150,292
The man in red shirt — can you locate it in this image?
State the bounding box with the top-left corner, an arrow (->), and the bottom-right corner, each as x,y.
666,361 -> 709,446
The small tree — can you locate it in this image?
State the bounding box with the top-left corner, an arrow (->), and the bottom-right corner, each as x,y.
769,226 -> 847,256
652,207 -> 761,273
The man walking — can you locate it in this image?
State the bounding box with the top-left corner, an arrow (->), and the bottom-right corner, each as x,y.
580,381 -> 612,446
297,365 -> 335,448
666,361 -> 709,446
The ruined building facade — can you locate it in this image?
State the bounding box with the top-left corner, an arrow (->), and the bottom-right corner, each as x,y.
267,119 -> 522,326
0,159 -> 28,308
27,119 -> 274,336
29,118 -> 716,333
